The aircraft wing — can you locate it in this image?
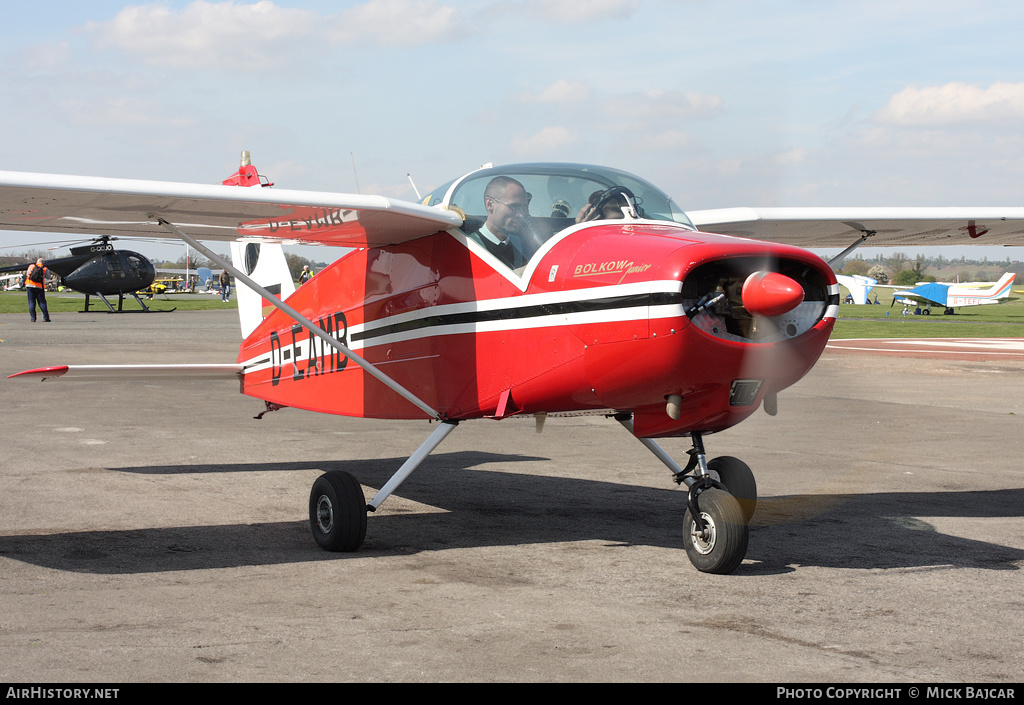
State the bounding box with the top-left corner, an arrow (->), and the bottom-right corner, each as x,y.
893,283 -> 949,306
687,207 -> 1024,248
0,170 -> 464,248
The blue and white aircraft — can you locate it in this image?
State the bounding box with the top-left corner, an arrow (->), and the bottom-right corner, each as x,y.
893,272 -> 1016,314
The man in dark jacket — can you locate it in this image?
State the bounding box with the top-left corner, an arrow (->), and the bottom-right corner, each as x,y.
219,269 -> 231,302
25,258 -> 50,322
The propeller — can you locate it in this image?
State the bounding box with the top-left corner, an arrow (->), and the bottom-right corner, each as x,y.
678,258 -> 859,531
734,272 -> 805,398
685,260 -> 818,421
0,235 -> 167,252
741,271 -> 804,317
0,238 -> 90,251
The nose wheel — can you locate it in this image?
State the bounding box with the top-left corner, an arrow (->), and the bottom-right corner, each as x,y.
683,486 -> 749,574
616,416 -> 755,574
679,433 -> 752,574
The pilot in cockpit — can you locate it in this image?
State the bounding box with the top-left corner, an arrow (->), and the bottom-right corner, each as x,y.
470,176 -> 533,269
574,187 -> 633,223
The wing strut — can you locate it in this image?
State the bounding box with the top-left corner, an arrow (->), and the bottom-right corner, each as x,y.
826,227 -> 875,268
366,420 -> 459,511
155,217 -> 443,421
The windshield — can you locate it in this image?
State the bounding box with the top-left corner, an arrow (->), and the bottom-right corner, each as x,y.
425,163 -> 690,223
420,163 -> 694,270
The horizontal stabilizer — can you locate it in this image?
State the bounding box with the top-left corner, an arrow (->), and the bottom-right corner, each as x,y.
8,364 -> 244,381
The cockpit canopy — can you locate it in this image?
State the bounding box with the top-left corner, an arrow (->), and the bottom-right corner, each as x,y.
421,163 -> 694,248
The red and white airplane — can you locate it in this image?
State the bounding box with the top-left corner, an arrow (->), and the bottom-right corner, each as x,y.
4,154 -> 1024,573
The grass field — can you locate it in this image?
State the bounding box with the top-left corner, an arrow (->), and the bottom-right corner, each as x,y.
4,286 -> 1023,340
831,288 -> 1024,339
0,290 -> 236,314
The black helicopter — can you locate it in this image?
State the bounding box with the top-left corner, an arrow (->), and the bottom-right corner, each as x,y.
0,236 -> 169,312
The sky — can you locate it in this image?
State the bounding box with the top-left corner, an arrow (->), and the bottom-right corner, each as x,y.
2,0 -> 1024,263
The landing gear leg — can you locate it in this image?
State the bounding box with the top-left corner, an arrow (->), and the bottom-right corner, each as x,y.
616,416 -> 751,574
129,292 -> 164,312
308,421 -> 459,553
680,432 -> 750,574
96,293 -> 117,313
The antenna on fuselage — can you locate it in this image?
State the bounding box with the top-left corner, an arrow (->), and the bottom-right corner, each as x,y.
407,173 -> 422,201
350,152 -> 361,194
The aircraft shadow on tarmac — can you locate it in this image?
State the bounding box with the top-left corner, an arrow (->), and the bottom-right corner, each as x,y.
1,450 -> 1022,575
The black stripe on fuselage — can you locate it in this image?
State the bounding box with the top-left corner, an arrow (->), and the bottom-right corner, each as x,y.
350,291 -> 681,344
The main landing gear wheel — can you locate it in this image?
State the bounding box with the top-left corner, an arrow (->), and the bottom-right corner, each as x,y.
707,456 -> 757,524
309,470 -> 367,552
682,488 -> 749,574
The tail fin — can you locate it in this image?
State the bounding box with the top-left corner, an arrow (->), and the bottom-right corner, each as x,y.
949,272 -> 1016,299
222,151 -> 293,338
222,150 -> 274,188
230,241 -> 296,338
989,272 -> 1015,299
835,274 -> 877,305
945,272 -> 1016,308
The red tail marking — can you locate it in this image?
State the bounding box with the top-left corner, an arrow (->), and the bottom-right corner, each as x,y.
7,365 -> 70,379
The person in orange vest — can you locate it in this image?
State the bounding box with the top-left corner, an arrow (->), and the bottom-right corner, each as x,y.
25,258 -> 51,323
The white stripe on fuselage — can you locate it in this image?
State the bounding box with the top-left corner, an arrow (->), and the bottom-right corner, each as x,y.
239,280 -> 683,373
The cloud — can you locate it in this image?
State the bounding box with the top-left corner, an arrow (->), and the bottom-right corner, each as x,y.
510,84 -> 722,130
84,0 -> 465,70
519,0 -> 639,23
625,129 -> 701,152
329,0 -> 464,45
510,125 -> 580,155
601,89 -> 723,129
496,83 -> 723,164
9,42 -> 75,74
515,79 -> 592,104
59,97 -> 197,129
85,1 -> 317,69
773,148 -> 808,166
875,81 -> 1024,125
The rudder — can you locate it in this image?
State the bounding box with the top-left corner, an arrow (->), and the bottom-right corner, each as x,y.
230,241 -> 296,339
221,151 -> 295,338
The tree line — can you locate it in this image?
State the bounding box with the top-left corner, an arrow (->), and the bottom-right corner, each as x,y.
154,252 -> 322,282
836,253 -> 1022,285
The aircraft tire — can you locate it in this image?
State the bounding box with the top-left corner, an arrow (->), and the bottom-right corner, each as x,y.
682,489 -> 748,574
707,456 -> 757,524
309,470 -> 367,552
